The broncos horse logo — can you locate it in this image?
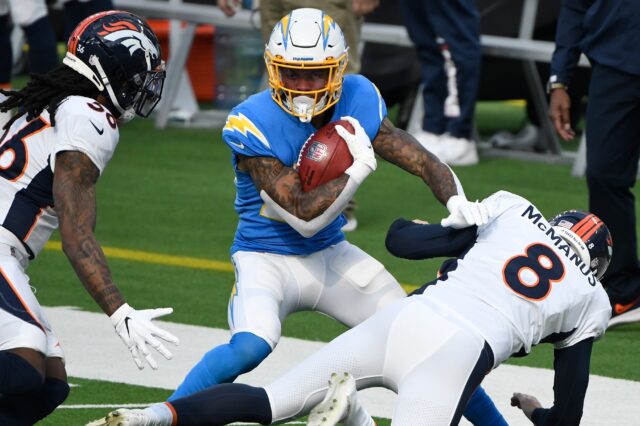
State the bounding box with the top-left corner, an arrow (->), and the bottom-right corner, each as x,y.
98,21 -> 160,63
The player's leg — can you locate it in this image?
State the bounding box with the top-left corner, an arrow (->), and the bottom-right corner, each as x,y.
0,252 -> 69,423
314,241 -> 406,327
8,0 -> 58,74
0,356 -> 69,424
170,251 -> 290,400
389,302 -> 492,425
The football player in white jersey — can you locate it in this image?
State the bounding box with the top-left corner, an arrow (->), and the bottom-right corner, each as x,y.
88,191 -> 612,426
0,10 -> 178,424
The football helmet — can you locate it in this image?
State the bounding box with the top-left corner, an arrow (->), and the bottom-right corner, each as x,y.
63,10 -> 165,121
549,210 -> 613,280
265,8 -> 348,122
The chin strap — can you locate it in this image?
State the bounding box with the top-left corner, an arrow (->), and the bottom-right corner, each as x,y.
63,52 -> 135,122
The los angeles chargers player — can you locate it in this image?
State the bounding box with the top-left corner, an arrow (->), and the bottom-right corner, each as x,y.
168,7 -> 496,421
88,194 -> 612,426
0,11 -> 178,425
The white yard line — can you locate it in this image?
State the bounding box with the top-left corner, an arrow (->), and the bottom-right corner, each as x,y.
46,306 -> 640,426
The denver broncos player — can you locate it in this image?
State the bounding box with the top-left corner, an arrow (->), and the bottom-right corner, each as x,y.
0,10 -> 177,424
87,193 -> 612,426
168,6 -> 498,421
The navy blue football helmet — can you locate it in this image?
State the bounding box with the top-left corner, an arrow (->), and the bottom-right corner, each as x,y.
62,10 -> 165,121
549,210 -> 613,280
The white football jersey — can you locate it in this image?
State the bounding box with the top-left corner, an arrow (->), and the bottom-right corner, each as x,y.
418,191 -> 611,365
0,96 -> 119,260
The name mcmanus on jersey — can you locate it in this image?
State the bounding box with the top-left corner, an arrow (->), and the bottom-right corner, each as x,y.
521,204 -> 597,286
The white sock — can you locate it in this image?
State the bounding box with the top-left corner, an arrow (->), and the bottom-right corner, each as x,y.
144,403 -> 174,426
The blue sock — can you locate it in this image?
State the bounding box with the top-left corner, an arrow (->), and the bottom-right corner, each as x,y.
463,386 -> 508,426
169,332 -> 271,401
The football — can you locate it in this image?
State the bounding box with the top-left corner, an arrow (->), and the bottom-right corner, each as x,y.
297,120 -> 354,191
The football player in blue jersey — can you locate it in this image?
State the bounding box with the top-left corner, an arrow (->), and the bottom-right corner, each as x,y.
169,4 -> 487,397
163,7 -> 498,424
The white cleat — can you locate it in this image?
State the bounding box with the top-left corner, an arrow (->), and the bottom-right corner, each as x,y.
85,408 -> 157,426
307,372 -> 375,426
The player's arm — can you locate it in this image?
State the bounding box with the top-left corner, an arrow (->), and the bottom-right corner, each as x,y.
53,150 -> 123,315
373,117 -> 457,205
385,219 -> 476,260
373,118 -> 488,228
238,154 -> 349,221
511,337 -> 593,425
53,151 -> 178,369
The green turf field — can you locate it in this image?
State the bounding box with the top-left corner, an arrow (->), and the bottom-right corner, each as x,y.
13,102 -> 638,425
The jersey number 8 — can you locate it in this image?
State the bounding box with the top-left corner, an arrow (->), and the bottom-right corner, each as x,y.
502,243 -> 566,301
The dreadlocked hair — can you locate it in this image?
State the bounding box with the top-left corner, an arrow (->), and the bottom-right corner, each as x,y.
0,64 -> 101,136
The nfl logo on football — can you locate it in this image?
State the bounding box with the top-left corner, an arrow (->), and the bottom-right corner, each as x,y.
306,141 -> 329,162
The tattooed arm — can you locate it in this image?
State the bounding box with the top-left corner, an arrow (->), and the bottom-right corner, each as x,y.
237,154 -> 349,221
372,117 -> 459,205
53,151 -> 124,316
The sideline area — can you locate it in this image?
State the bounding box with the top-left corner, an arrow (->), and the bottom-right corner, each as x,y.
47,306 -> 639,425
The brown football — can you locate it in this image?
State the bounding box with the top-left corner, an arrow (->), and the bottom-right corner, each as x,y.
297,120 -> 355,192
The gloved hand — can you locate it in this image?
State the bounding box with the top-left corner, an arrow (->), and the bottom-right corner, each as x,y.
441,195 -> 490,229
110,303 -> 179,370
335,116 -> 376,184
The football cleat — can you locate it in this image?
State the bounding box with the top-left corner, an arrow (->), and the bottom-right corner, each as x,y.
609,295 -> 640,328
85,408 -> 165,426
307,372 -> 375,426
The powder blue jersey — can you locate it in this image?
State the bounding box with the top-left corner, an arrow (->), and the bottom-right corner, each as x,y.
222,74 -> 387,255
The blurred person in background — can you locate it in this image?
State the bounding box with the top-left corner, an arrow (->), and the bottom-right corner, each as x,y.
549,0 -> 640,328
0,0 -> 58,127
400,0 -> 481,167
217,0 -> 380,230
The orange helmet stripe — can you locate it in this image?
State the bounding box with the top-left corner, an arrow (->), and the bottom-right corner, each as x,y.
67,10 -> 129,54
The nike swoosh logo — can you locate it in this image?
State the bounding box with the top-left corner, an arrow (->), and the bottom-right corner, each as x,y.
228,141 -> 245,149
124,316 -> 132,337
90,120 -> 104,135
614,296 -> 640,315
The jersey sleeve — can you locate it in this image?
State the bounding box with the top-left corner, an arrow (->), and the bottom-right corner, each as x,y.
343,75 -> 388,140
222,109 -> 274,158
51,97 -> 119,175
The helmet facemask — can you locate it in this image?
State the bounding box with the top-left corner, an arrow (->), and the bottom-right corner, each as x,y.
265,51 -> 347,122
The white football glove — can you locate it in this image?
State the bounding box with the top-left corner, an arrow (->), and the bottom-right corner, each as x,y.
110,303 -> 180,370
441,195 -> 490,229
335,116 -> 376,184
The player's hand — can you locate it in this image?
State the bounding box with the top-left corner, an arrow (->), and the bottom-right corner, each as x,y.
511,392 -> 542,421
217,0 -> 240,17
548,88 -> 575,141
441,195 -> 489,229
336,116 -> 376,184
110,303 -> 179,370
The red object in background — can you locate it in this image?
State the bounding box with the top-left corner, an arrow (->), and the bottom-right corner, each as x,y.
297,120 -> 355,192
148,19 -> 216,102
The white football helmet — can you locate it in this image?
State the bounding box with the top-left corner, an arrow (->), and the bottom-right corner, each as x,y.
265,8 -> 349,122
